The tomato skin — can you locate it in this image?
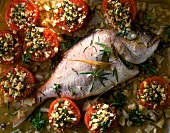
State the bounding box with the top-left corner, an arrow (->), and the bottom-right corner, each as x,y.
53,0 -> 89,32
23,28 -> 59,61
102,0 -> 137,20
0,30 -> 22,64
48,98 -> 81,131
0,65 -> 35,100
5,0 -> 40,31
84,103 -> 117,133
138,76 -> 170,110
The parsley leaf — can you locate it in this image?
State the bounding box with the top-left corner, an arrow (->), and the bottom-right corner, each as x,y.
29,108 -> 48,130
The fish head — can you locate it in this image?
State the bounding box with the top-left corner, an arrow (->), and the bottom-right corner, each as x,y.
115,31 -> 160,64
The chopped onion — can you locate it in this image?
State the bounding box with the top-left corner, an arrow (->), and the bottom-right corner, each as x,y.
22,98 -> 35,106
155,117 -> 165,128
122,109 -> 129,119
17,110 -> 26,119
118,116 -> 125,126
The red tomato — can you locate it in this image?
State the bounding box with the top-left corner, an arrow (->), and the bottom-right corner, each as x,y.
138,76 -> 170,110
48,98 -> 81,132
5,0 -> 40,31
53,0 -> 89,32
84,103 -> 117,133
0,30 -> 22,64
0,65 -> 35,100
23,27 -> 59,61
102,0 -> 137,20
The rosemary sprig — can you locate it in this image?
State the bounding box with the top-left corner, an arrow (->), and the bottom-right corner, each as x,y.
80,69 -> 111,91
95,42 -> 112,60
140,59 -> 157,75
98,72 -> 111,87
113,67 -> 118,82
90,81 -> 94,92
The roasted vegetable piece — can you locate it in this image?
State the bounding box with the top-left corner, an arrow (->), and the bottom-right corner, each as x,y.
53,0 -> 89,32
48,98 -> 81,132
138,76 -> 170,110
102,0 -> 137,33
5,0 -> 40,31
23,27 -> 59,61
0,65 -> 35,100
84,103 -> 117,133
0,30 -> 22,64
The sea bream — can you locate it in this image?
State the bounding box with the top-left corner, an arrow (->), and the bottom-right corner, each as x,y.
13,29 -> 159,127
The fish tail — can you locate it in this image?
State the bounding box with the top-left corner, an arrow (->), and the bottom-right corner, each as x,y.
13,100 -> 41,127
13,87 -> 58,127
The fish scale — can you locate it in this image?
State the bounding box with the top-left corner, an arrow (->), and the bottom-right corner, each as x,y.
13,28 -> 159,127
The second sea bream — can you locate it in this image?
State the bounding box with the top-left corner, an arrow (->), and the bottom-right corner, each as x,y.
13,29 -> 159,126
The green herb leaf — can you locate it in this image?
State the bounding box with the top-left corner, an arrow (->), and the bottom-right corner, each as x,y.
111,91 -> 126,108
29,108 -> 48,130
113,67 -> 118,82
140,62 -> 157,75
68,87 -> 76,96
22,53 -> 32,64
80,71 -> 94,75
116,32 -> 124,37
54,83 -> 61,95
166,27 -> 170,37
129,109 -> 143,126
90,80 -> 94,92
95,42 -> 112,60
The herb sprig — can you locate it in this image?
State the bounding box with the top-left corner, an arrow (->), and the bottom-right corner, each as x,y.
80,69 -> 111,91
29,108 -> 48,130
129,109 -> 143,126
111,91 -> 126,108
95,42 -> 112,60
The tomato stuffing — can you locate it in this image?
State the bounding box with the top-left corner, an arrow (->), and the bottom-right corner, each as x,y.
53,0 -> 89,32
0,65 -> 35,100
84,103 -> 117,133
5,0 -> 40,31
23,26 -> 59,61
138,76 -> 170,110
0,30 -> 22,64
48,98 -> 81,132
102,0 -> 137,34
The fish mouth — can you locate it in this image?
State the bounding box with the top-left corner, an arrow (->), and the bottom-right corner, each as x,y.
147,36 -> 160,48
138,32 -> 160,48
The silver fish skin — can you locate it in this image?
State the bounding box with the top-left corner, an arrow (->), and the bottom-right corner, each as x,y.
13,28 -> 159,127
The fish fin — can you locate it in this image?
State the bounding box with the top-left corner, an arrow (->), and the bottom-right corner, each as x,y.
68,59 -> 112,70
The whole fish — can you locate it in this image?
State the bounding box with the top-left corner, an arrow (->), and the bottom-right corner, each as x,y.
13,29 -> 159,127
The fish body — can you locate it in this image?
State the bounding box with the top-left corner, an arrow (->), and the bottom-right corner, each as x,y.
13,29 -> 159,126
